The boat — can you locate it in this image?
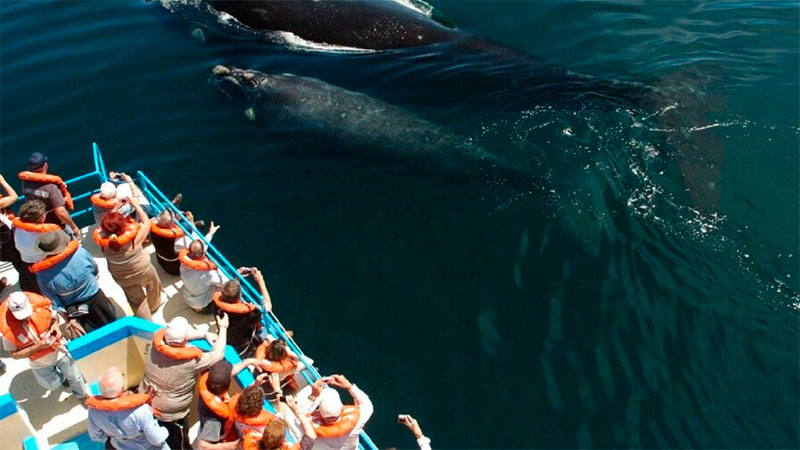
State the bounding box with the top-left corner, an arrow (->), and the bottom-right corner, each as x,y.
0,144 -> 379,450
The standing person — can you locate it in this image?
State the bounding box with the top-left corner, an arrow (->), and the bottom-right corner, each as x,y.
95,197 -> 161,320
141,314 -> 229,450
13,200 -> 59,294
0,291 -> 89,402
301,375 -> 373,450
150,209 -> 217,276
213,269 -> 272,358
32,230 -> 118,333
19,152 -> 80,237
87,366 -> 169,450
0,173 -> 21,292
179,239 -> 225,313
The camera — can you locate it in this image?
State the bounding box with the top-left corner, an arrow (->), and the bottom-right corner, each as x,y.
397,414 -> 409,424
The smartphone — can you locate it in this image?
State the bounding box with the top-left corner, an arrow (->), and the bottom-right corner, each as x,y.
398,414 -> 409,424
320,376 -> 333,384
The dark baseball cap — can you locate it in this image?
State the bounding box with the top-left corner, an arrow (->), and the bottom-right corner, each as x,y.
28,152 -> 48,170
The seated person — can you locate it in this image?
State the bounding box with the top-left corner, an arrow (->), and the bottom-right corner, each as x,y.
254,338 -> 306,394
33,230 -> 117,333
91,182 -> 119,227
180,239 -> 225,313
212,269 -> 272,357
92,172 -> 156,227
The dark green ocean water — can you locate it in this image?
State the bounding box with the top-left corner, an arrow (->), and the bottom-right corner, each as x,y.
1,1 -> 798,448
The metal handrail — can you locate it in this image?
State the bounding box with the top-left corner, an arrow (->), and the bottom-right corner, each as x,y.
80,144 -> 378,450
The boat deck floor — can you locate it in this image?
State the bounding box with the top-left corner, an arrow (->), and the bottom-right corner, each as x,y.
0,224 -> 217,445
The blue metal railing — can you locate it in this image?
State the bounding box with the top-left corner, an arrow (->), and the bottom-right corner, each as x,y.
73,143 -> 378,450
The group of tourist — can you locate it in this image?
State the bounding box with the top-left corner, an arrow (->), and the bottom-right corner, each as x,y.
0,152 -> 431,450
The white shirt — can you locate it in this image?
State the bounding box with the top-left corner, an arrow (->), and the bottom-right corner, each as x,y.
294,384 -> 373,450
175,232 -> 222,310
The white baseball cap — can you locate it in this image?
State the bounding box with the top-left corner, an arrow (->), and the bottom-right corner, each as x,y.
164,317 -> 190,345
7,292 -> 33,320
317,388 -> 343,420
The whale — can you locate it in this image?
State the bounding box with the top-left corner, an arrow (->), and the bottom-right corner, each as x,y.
211,64 -> 552,196
207,0 -> 458,50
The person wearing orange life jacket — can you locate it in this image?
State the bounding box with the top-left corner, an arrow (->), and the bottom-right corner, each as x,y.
13,200 -> 58,294
141,314 -> 229,450
96,199 -> 161,320
241,394 -> 317,450
88,366 -> 169,450
150,208 -> 216,276
196,357 -> 266,450
180,238 -> 225,314
32,230 -> 118,333
0,291 -> 89,401
214,268 -> 272,358
255,338 -> 307,395
232,384 -> 276,437
0,173 -> 22,293
20,152 -> 80,238
295,374 -> 372,450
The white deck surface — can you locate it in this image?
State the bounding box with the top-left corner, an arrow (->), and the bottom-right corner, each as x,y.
0,224 -> 217,446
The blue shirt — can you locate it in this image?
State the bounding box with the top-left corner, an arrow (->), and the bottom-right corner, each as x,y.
36,247 -> 100,310
88,403 -> 169,450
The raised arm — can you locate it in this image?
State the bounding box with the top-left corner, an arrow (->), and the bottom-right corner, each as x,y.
127,197 -> 150,246
252,269 -> 272,313
0,174 -> 18,209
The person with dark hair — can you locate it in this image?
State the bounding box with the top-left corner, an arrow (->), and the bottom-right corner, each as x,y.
179,238 -> 225,313
150,207 -> 216,276
19,152 -> 80,237
32,230 -> 118,334
95,197 -> 161,320
13,199 -> 56,294
0,173 -> 22,293
212,268 -> 273,357
232,385 -> 274,436
243,395 -> 316,450
196,357 -> 267,450
254,338 -> 306,396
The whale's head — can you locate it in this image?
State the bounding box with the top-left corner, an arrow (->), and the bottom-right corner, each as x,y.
211,65 -> 277,98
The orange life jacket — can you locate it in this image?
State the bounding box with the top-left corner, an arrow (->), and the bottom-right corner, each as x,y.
254,343 -> 298,374
29,239 -> 80,273
231,394 -> 275,435
178,248 -> 218,271
93,222 -> 140,249
212,292 -> 258,315
149,222 -> 185,239
11,217 -> 61,234
198,372 -> 237,442
241,431 -> 301,450
311,405 -> 360,438
0,292 -> 59,360
90,193 -> 117,210
151,328 -> 203,360
87,392 -> 151,411
18,171 -> 74,210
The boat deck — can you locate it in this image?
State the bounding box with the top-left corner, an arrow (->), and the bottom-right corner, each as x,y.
0,223 -> 219,445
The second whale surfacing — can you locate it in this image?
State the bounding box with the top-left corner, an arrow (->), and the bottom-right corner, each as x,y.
211,65 -> 552,197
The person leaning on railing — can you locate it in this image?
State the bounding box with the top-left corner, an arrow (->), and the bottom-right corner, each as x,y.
20,152 -> 80,238
97,197 -> 162,320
